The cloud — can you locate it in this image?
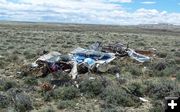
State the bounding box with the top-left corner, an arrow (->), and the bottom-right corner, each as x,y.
1,0 -> 122,11
0,0 -> 180,25
107,0 -> 132,3
141,1 -> 156,5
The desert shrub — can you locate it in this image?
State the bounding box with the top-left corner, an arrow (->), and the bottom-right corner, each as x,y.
24,77 -> 38,85
8,54 -> 19,62
53,86 -> 79,100
149,60 -> 176,77
101,86 -> 141,107
108,66 -> 121,74
67,41 -> 74,45
157,52 -> 167,58
176,72 -> 180,82
57,100 -> 75,109
127,82 -> 146,97
103,108 -> 118,112
43,107 -> 55,112
166,59 -> 176,65
23,51 -> 36,59
14,93 -> 33,112
154,62 -> 166,71
162,42 -> 169,46
3,81 -> 13,91
175,58 -> 180,64
145,79 -> 179,99
42,91 -> 54,102
8,45 -> 15,49
61,44 -> 72,48
174,41 -> 180,46
0,93 -> 10,108
136,41 -> 146,46
0,80 -> 17,91
149,101 -> 163,112
154,66 -> 176,77
79,79 -> 104,97
100,103 -> 124,112
0,60 -> 6,69
116,78 -> 127,85
128,65 -> 142,76
52,71 -> 71,81
51,44 -> 58,47
6,107 -> 16,112
86,41 -> 95,45
61,86 -> 79,100
174,51 -> 180,57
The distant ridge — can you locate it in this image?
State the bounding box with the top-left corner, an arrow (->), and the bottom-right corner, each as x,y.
136,23 -> 180,31
0,20 -> 179,27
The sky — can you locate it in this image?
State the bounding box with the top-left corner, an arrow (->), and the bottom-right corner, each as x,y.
0,0 -> 180,25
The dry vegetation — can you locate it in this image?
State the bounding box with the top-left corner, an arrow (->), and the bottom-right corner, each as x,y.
0,22 -> 180,112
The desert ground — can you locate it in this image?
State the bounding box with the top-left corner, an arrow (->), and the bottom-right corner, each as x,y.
0,22 -> 180,112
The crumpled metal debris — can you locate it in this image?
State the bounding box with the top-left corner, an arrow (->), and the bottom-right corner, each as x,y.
99,42 -> 151,62
127,49 -> 150,63
88,41 -> 102,51
30,51 -> 63,72
69,61 -> 78,79
139,97 -> 149,102
27,52 -> 74,78
70,47 -> 115,72
35,51 -> 62,64
102,42 -> 128,57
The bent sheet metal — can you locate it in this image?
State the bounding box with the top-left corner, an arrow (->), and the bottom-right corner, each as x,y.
127,49 -> 150,63
70,47 -> 115,69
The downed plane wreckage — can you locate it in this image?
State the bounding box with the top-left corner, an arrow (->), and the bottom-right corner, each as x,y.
23,48 -> 116,79
20,42 -> 152,80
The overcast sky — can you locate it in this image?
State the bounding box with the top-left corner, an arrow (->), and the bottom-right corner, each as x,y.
0,0 -> 180,25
